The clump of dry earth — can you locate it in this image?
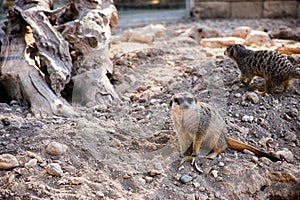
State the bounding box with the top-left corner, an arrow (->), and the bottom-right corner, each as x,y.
0,18 -> 299,199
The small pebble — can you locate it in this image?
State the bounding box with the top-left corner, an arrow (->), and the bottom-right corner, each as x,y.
246,92 -> 259,104
276,148 -> 294,162
234,93 -> 242,98
211,170 -> 218,178
218,162 -> 225,167
180,174 -> 193,184
46,163 -> 63,177
0,154 -> 19,170
96,191 -> 105,198
25,159 -> 38,168
46,142 -> 68,156
251,156 -> 259,163
144,176 -> 153,183
178,165 -> 185,171
242,115 -> 254,122
174,173 -> 181,181
148,169 -> 162,177
71,177 -> 84,185
193,182 -> 200,188
286,108 -> 298,118
123,173 -> 132,179
25,151 -> 37,158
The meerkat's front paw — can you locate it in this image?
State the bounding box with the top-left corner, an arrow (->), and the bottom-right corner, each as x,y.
180,156 -> 195,165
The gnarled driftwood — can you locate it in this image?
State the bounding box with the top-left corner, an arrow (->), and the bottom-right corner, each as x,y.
0,0 -> 119,117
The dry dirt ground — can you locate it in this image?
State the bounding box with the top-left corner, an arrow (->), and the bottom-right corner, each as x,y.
0,18 -> 300,200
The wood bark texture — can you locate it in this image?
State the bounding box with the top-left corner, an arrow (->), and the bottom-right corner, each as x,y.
0,0 -> 119,117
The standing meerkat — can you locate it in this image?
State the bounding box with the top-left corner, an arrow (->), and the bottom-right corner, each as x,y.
224,44 -> 300,94
170,92 -> 280,163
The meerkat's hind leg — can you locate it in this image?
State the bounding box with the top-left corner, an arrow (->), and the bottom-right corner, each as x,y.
206,145 -> 224,159
263,80 -> 276,95
239,75 -> 248,85
245,75 -> 255,85
282,80 -> 291,92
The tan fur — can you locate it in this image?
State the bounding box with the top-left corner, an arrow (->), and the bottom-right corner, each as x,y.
170,92 -> 280,162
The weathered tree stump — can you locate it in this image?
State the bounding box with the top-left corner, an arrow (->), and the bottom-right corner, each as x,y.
0,0 -> 119,117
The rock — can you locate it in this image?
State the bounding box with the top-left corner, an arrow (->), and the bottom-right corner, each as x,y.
46,163 -> 63,177
199,28 -> 223,38
71,177 -> 84,185
148,169 -> 162,177
251,156 -> 259,163
1,118 -> 11,126
244,30 -> 272,47
277,45 -> 300,54
96,191 -> 105,198
179,26 -> 201,43
245,92 -> 259,104
25,151 -> 37,158
242,115 -> 254,122
199,186 -> 206,192
200,37 -> 245,48
259,157 -> 273,165
286,108 -> 298,118
234,93 -> 242,98
144,176 -> 153,183
211,170 -> 218,178
46,142 -> 68,156
257,118 -> 270,130
180,174 -> 193,184
193,182 -> 200,188
0,154 -> 19,170
10,100 -> 19,106
123,173 -> 132,179
174,173 -> 182,181
222,165 -> 239,176
282,131 -> 297,142
119,24 -> 166,45
25,159 -> 38,168
275,148 -> 294,162
231,26 -> 252,39
129,31 -> 154,45
218,162 -> 225,167
268,171 -> 297,184
268,27 -> 300,41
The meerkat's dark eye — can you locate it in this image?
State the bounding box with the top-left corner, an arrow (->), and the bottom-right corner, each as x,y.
173,97 -> 180,104
229,48 -> 234,56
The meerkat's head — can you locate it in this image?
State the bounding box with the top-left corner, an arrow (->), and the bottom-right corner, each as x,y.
224,44 -> 246,60
169,92 -> 197,110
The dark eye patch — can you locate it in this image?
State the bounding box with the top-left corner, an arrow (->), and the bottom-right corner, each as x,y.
229,48 -> 234,56
186,97 -> 193,104
173,97 -> 180,104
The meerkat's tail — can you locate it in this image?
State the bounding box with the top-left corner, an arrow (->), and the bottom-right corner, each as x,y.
226,137 -> 280,162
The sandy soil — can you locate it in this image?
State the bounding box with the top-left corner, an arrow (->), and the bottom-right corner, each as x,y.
0,18 -> 299,200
